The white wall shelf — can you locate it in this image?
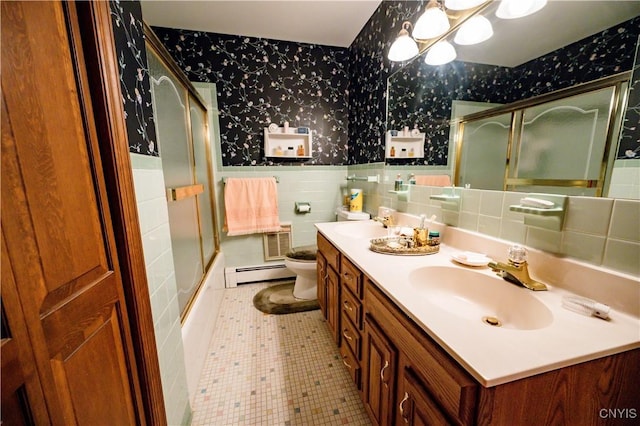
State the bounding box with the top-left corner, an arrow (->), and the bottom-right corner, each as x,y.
264,127 -> 312,159
385,130 -> 425,159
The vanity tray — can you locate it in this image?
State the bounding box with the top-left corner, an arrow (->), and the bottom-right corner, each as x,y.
369,237 -> 439,256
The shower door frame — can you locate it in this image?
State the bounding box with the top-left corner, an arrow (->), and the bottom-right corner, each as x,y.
144,24 -> 221,321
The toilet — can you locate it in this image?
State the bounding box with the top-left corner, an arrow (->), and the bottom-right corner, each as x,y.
285,209 -> 371,301
284,245 -> 318,300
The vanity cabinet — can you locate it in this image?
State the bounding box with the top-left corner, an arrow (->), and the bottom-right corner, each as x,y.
318,230 -> 640,425
398,365 -> 451,425
317,233 -> 341,344
362,314 -> 398,426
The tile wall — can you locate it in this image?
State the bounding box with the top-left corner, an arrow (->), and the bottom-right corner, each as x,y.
347,163 -> 640,277
130,154 -> 191,425
608,160 -> 640,199
217,167 -> 349,268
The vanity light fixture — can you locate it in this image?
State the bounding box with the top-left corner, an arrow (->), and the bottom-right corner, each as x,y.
424,40 -> 457,65
444,0 -> 486,10
388,21 -> 420,62
496,0 -> 547,19
412,0 -> 451,41
453,15 -> 493,45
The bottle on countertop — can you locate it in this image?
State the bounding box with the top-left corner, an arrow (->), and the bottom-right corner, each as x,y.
409,173 -> 416,185
394,173 -> 403,191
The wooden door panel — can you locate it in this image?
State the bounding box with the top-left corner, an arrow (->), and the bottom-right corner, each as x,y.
1,1 -> 142,423
1,0 -> 108,298
51,307 -> 135,425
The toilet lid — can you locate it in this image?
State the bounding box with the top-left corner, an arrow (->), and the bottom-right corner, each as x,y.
286,245 -> 317,261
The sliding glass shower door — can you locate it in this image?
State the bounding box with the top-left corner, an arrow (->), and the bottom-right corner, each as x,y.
147,41 -> 219,318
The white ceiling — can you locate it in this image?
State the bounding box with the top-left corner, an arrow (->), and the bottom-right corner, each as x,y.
140,1 -> 640,66
140,0 -> 383,48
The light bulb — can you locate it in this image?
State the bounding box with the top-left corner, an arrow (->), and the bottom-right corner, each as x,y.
496,0 -> 547,19
454,15 -> 493,45
425,41 -> 457,65
444,0 -> 486,10
388,23 -> 419,62
412,3 -> 450,40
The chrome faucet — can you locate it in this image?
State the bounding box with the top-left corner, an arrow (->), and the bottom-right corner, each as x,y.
488,245 -> 547,291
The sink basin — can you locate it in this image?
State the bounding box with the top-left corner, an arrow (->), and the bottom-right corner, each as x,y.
334,221 -> 388,239
409,266 -> 553,330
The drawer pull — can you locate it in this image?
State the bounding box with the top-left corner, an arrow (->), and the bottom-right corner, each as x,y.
342,329 -> 353,341
343,300 -> 353,312
399,392 -> 409,423
380,360 -> 389,383
342,357 -> 352,369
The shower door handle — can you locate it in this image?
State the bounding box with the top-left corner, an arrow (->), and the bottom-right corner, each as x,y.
168,183 -> 204,201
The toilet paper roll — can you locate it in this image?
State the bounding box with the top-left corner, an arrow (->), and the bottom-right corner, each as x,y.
349,189 -> 363,212
296,203 -> 311,213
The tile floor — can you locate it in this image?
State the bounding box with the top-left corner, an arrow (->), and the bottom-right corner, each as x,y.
191,281 -> 372,425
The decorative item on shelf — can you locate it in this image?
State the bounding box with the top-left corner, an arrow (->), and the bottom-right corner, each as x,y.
403,126 -> 409,137
400,148 -> 407,158
286,146 -> 295,156
409,148 -> 415,157
283,121 -> 289,133
297,127 -> 309,134
268,123 -> 279,133
296,145 -> 305,156
390,146 -> 396,157
274,146 -> 283,156
390,130 -> 398,136
411,128 -> 420,136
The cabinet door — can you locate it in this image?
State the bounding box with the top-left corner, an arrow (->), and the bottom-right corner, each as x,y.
326,266 -> 340,344
316,251 -> 327,317
398,366 -> 451,426
362,315 -> 397,426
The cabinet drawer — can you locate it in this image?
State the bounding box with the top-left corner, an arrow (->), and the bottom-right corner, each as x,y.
365,282 -> 477,425
340,256 -> 362,298
340,315 -> 361,359
339,343 -> 361,390
341,287 -> 362,330
317,233 -> 340,272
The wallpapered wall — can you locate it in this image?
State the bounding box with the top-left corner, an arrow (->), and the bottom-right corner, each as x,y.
116,0 -> 637,165
619,35 -> 640,160
110,0 -> 158,156
151,27 -> 350,166
384,15 -> 640,166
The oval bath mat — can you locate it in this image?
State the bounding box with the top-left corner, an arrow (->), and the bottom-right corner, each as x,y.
253,282 -> 319,315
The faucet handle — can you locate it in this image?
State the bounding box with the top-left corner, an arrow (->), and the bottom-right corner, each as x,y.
508,244 -> 527,266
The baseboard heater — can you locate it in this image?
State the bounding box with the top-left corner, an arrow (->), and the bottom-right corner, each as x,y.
224,263 -> 294,288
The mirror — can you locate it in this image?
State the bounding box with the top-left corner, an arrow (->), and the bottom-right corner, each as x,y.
386,1 -> 640,199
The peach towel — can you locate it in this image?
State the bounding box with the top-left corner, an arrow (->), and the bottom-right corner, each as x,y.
414,175 -> 452,187
224,177 -> 280,236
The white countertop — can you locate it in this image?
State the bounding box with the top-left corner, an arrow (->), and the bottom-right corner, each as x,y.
316,219 -> 640,387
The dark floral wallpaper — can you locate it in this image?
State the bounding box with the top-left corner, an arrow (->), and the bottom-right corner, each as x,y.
384,15 -> 640,166
151,28 -> 350,166
618,35 -> 640,159
110,0 -> 158,156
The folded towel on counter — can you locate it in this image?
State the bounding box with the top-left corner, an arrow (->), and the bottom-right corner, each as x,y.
224,177 -> 281,236
414,175 -> 452,187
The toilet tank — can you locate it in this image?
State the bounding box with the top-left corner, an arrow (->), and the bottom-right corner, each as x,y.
336,208 -> 370,221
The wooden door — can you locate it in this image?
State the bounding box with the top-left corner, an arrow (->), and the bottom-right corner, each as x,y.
316,251 -> 327,316
1,1 -> 143,424
362,315 -> 397,426
398,365 -> 451,426
326,266 -> 341,345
